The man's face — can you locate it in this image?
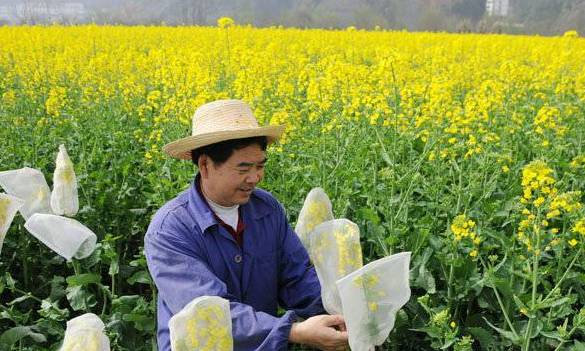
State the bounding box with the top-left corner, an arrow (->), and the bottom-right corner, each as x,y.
200,144 -> 266,207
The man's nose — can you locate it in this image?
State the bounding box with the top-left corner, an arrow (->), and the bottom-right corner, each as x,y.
246,169 -> 263,184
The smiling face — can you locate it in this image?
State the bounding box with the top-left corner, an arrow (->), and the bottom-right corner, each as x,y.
199,143 -> 267,206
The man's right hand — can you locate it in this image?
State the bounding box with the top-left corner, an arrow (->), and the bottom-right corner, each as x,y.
289,314 -> 349,351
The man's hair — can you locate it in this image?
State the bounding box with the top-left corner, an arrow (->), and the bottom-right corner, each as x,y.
191,136 -> 268,166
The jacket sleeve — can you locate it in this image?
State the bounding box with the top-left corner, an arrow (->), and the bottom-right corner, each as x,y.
275,202 -> 327,319
145,227 -> 296,351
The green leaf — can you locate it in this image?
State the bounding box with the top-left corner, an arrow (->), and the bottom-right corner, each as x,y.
66,273 -> 101,287
49,276 -> 66,301
0,326 -> 46,351
375,129 -> 394,167
410,326 -> 443,339
66,286 -> 97,311
536,297 -> 571,311
123,312 -> 155,331
7,294 -> 35,306
529,319 -> 543,339
440,337 -> 457,350
511,269 -> 532,281
412,248 -> 436,293
127,271 -> 152,285
468,327 -> 496,350
492,277 -> 513,301
38,299 -> 69,321
4,273 -> 15,290
111,295 -> 141,314
109,257 -> 120,276
539,330 -> 564,342
512,295 -> 535,318
357,207 -> 380,225
477,296 -> 490,309
483,317 -> 521,344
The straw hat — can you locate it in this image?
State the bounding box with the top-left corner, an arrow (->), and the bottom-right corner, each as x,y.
163,99 -> 285,160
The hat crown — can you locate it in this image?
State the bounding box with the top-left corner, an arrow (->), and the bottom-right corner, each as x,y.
163,99 -> 284,160
192,99 -> 259,136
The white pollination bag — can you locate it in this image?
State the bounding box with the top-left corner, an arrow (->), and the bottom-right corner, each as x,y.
309,219 -> 363,315
0,167 -> 52,220
169,296 -> 233,351
51,144 -> 79,216
0,193 -> 25,254
24,214 -> 97,260
336,252 -> 411,351
295,187 -> 334,251
60,313 -> 110,351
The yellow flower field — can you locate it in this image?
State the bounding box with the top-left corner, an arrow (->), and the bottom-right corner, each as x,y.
1,24 -> 585,350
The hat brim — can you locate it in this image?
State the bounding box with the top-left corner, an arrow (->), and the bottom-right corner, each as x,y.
163,125 -> 286,160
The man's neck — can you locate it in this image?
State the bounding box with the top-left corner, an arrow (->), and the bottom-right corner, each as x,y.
199,179 -> 239,230
200,180 -> 233,207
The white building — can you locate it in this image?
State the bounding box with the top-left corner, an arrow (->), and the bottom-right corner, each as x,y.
486,0 -> 510,17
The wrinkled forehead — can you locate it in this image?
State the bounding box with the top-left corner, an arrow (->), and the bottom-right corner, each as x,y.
225,144 -> 267,166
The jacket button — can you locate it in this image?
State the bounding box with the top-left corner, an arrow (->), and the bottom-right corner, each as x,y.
234,254 -> 242,263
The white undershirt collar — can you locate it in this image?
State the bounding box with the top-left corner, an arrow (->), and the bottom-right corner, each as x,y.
204,194 -> 240,231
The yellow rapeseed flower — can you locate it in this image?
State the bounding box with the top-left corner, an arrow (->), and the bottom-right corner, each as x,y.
217,17 -> 235,29
573,219 -> 585,236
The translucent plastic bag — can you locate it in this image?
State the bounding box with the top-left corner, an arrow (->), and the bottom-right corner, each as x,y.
0,193 -> 25,254
51,145 -> 79,217
309,219 -> 363,315
60,313 -> 110,351
24,214 -> 97,261
295,187 -> 334,251
169,296 -> 233,351
0,167 -> 52,220
336,252 -> 411,351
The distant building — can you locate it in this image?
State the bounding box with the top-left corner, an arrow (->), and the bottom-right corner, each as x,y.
486,0 -> 509,17
0,1 -> 88,24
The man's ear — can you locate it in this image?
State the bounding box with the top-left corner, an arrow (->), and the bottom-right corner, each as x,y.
198,154 -> 210,179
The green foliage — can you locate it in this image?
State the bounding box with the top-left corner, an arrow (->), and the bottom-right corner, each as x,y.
1,28 -> 585,351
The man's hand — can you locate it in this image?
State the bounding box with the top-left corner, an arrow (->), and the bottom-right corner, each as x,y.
289,314 -> 349,351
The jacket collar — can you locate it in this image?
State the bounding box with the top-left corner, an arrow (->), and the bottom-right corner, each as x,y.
187,174 -> 271,234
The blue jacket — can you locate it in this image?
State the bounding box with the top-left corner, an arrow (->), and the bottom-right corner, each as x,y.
145,178 -> 325,350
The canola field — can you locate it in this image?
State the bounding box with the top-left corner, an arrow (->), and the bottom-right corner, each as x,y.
1,24 -> 585,350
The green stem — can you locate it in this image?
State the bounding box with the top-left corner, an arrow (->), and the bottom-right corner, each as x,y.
455,161 -> 463,213
447,260 -> 455,306
111,273 -> 116,297
72,259 -> 81,276
543,247 -> 582,302
478,256 -> 519,337
523,226 -> 542,351
21,227 -> 30,290
100,286 -> 108,318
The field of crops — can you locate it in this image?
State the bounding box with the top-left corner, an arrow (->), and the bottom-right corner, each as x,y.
1,24 -> 585,350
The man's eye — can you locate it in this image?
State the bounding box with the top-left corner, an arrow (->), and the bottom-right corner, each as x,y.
238,169 -> 250,174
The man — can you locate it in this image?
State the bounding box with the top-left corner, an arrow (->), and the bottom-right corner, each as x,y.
145,99 -> 349,350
